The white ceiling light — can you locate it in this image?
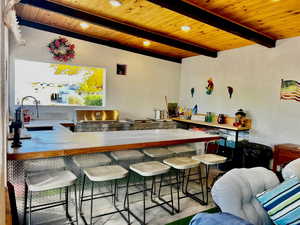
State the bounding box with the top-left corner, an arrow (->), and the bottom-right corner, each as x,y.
143,40 -> 151,47
109,0 -> 122,7
80,22 -> 89,29
181,25 -> 191,32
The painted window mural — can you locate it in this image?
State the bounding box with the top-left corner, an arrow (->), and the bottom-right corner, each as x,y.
15,59 -> 106,106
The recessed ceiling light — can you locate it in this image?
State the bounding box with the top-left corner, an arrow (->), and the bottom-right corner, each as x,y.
80,22 -> 89,29
181,25 -> 191,32
109,0 -> 122,7
143,40 -> 151,47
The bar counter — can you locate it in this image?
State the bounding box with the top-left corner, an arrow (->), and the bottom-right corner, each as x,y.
8,120 -> 221,160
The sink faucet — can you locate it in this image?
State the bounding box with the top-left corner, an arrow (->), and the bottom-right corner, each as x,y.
10,96 -> 40,148
21,96 -> 40,119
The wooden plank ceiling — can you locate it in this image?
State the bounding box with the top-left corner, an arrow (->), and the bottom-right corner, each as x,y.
16,0 -> 300,63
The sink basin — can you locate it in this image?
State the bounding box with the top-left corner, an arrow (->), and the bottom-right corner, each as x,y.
26,126 -> 53,131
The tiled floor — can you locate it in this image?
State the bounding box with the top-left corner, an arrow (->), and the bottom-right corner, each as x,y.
26,176 -> 216,225
30,197 -> 214,225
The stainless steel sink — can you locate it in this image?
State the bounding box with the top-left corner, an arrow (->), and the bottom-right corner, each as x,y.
26,126 -> 53,131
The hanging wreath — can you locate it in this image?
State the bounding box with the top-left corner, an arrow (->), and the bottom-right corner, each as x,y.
48,37 -> 75,62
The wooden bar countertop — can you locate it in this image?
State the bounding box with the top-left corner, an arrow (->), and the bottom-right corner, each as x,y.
7,120 -> 221,160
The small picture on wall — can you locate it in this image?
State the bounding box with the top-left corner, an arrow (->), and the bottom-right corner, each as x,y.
117,64 -> 127,75
280,79 -> 300,102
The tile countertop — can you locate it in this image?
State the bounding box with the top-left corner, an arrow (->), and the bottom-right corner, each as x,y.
7,120 -> 221,160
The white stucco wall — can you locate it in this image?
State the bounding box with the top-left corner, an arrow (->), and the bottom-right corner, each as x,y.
12,26 -> 181,120
179,37 -> 300,145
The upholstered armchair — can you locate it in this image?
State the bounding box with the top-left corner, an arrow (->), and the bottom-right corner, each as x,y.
282,158 -> 300,180
211,167 -> 279,225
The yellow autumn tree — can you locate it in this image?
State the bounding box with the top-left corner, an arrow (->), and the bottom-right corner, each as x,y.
78,68 -> 104,93
50,64 -> 81,75
50,64 -> 104,93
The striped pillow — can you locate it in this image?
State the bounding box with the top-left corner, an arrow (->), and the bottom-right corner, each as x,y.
256,176 -> 300,225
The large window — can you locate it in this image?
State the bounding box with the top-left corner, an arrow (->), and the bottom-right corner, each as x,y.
15,59 -> 106,106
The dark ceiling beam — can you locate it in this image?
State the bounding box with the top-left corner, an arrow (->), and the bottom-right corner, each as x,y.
147,0 -> 276,48
19,0 -> 218,57
18,18 -> 182,63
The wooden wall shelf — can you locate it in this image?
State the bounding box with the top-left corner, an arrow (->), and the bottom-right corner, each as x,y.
173,116 -> 251,131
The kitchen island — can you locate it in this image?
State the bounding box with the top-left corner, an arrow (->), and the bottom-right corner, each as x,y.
8,120 -> 221,224
8,120 -> 220,160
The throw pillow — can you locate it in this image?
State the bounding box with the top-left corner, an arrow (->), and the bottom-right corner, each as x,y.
256,176 -> 300,225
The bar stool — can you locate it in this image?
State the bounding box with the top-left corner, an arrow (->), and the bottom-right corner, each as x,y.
125,161 -> 174,225
192,153 -> 227,204
167,145 -> 198,186
163,157 -> 204,211
72,153 -> 113,198
23,157 -> 78,225
79,165 -> 129,225
110,150 -> 145,169
72,153 -> 112,169
143,147 -> 173,194
167,144 -> 196,157
143,147 -> 173,161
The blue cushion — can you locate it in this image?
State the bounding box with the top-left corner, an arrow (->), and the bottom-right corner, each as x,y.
189,212 -> 254,225
256,176 -> 300,225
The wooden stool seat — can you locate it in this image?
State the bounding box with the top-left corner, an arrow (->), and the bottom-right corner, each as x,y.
72,153 -> 112,168
26,170 -> 77,192
130,161 -> 170,177
167,145 -> 196,154
83,165 -> 128,182
192,154 -> 227,165
163,157 -> 199,170
143,147 -> 173,158
110,150 -> 144,161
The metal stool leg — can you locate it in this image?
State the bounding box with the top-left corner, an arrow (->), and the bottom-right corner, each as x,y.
183,169 -> 190,194
115,180 -> 119,202
80,175 -> 86,213
90,182 -> 94,225
110,181 -> 114,202
143,177 -> 146,225
65,186 -> 71,220
126,171 -> 174,225
113,180 -> 117,206
158,175 -> 162,197
178,167 -> 206,206
28,191 -> 32,225
169,173 -> 174,215
124,171 -> 131,224
175,170 -> 180,212
198,165 -> 205,203
151,176 -> 155,201
205,164 -> 210,204
156,173 -> 175,215
73,184 -> 79,225
23,183 -> 28,225
153,176 -> 157,195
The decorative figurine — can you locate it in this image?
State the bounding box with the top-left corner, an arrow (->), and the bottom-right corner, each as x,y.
192,104 -> 198,114
233,109 -> 247,127
191,87 -> 195,97
217,114 -> 226,124
206,78 -> 214,95
227,86 -> 233,99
